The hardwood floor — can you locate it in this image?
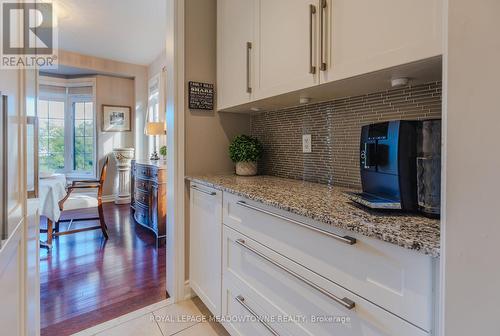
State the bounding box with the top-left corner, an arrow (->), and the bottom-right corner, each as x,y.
40,203 -> 167,336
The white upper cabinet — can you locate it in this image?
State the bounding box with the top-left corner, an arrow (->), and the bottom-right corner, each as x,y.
217,0 -> 255,110
252,0 -> 320,100
319,0 -> 443,83
216,0 -> 443,110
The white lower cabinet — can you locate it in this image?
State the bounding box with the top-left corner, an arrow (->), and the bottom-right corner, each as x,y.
189,185 -> 436,335
222,226 -> 428,336
189,183 -> 222,316
223,192 -> 434,330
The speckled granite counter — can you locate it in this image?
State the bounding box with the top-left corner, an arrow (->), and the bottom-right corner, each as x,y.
187,174 -> 440,257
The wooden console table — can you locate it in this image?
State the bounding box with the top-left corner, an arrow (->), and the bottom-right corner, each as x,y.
131,160 -> 166,245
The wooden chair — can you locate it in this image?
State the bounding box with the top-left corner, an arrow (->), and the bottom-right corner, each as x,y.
52,157 -> 110,242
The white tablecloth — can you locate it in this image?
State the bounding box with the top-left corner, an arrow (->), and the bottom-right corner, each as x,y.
39,174 -> 67,222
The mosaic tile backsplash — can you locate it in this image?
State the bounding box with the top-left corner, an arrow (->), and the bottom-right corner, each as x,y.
251,82 -> 442,189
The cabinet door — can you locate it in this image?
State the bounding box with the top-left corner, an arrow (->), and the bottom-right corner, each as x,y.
253,0 -> 320,100
189,183 -> 222,316
217,0 -> 255,110
320,0 -> 442,83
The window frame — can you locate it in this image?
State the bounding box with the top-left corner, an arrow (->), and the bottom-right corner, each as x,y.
37,97 -> 67,174
39,76 -> 98,179
147,73 -> 161,154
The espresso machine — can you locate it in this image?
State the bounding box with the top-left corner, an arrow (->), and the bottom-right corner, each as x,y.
348,120 -> 441,217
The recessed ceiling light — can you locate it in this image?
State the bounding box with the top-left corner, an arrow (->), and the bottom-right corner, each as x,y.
299,97 -> 312,104
391,77 -> 410,88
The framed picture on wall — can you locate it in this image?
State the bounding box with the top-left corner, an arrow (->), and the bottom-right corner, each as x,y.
102,105 -> 131,132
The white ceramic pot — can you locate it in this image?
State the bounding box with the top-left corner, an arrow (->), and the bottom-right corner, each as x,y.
235,161 -> 257,176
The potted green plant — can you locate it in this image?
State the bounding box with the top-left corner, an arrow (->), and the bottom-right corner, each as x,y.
160,145 -> 167,160
229,135 -> 263,176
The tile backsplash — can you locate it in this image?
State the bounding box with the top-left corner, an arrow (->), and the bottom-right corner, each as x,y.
251,82 -> 442,189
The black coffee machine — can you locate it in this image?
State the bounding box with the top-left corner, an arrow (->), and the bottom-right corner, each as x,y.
347,120 -> 441,217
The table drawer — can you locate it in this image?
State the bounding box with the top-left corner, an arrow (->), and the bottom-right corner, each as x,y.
135,178 -> 149,192
135,164 -> 165,181
223,192 -> 434,331
223,226 -> 429,336
135,189 -> 150,206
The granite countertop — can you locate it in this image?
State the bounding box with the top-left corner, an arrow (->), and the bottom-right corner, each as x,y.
187,174 -> 440,257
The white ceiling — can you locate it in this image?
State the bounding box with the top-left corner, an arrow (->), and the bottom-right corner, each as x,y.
53,0 -> 166,65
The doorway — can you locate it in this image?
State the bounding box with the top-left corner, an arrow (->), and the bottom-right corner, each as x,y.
34,1 -> 169,334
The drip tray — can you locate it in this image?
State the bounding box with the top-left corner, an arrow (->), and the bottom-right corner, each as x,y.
346,192 -> 402,210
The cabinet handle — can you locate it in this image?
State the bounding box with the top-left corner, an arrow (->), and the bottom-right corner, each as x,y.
191,185 -> 216,196
319,0 -> 327,71
246,42 -> 252,93
236,239 -> 355,310
235,295 -> 280,336
309,4 -> 316,75
236,201 -> 356,245
309,4 -> 317,74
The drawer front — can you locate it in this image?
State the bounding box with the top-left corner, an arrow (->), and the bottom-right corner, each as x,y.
135,178 -> 149,192
135,164 -> 166,181
135,188 -> 150,206
223,192 -> 434,331
222,281 -> 289,336
223,226 -> 429,336
134,204 -> 149,227
135,164 -> 155,179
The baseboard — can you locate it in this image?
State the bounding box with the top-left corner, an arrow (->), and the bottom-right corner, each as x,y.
101,195 -> 116,203
184,280 -> 196,300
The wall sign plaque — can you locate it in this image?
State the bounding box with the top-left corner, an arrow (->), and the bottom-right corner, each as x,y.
188,81 -> 214,111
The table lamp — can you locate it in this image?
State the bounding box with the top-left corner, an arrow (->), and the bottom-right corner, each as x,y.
145,122 -> 166,160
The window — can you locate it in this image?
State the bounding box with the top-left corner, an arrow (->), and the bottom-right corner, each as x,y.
73,101 -> 95,172
38,78 -> 96,178
38,99 -> 66,172
147,74 -> 161,154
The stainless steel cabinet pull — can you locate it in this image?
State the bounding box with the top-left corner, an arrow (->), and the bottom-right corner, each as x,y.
236,201 -> 356,245
309,4 -> 317,74
246,42 -> 252,93
191,185 -> 216,196
236,239 -> 355,310
319,0 -> 327,71
235,295 -> 280,336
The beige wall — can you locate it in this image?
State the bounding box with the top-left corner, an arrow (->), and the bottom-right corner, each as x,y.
183,0 -> 252,279
442,0 -> 500,334
148,50 -> 166,79
95,75 -> 135,196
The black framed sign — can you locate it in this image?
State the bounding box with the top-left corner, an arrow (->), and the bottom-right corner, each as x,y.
188,81 -> 214,111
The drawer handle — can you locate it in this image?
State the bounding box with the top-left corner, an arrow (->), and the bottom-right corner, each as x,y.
236,201 -> 356,245
235,295 -> 280,336
191,185 -> 216,196
236,239 -> 355,310
319,0 -> 327,71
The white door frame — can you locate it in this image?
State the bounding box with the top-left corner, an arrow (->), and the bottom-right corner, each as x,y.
165,0 -> 187,303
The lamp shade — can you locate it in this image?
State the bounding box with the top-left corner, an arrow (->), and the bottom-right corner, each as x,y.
145,122 -> 166,136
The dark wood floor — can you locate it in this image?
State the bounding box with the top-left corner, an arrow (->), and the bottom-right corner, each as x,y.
40,203 -> 167,336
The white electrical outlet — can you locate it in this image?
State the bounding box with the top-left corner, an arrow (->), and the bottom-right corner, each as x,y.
302,134 -> 312,153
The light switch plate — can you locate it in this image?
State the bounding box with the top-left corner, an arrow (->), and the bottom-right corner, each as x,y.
302,134 -> 312,153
